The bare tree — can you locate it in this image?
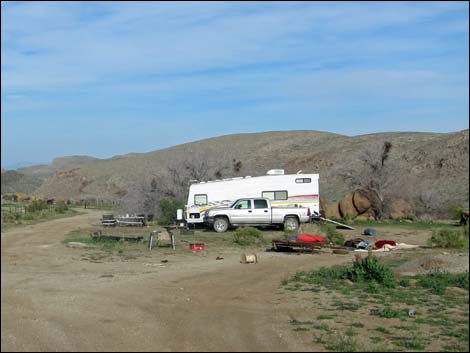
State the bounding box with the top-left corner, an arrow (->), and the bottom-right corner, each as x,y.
118,149 -> 231,217
345,140 -> 393,220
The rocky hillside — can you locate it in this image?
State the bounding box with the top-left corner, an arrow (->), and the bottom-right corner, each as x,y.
33,129 -> 469,218
1,170 -> 44,194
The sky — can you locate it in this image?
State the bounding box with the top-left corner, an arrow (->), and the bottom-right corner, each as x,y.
1,1 -> 469,168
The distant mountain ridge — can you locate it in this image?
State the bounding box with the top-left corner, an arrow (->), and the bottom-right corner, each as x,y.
17,155 -> 101,177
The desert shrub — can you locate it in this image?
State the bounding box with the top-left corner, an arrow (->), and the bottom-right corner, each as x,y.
1,211 -> 22,223
289,255 -> 395,289
54,202 -> 68,214
233,226 -> 263,246
429,228 -> 469,249
370,306 -> 404,318
451,206 -> 465,221
158,198 -> 184,225
416,271 -> 469,294
319,223 -> 345,245
22,213 -> 35,221
26,200 -> 48,213
346,254 -> 396,288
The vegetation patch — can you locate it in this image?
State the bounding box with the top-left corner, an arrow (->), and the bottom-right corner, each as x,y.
233,226 -> 264,246
428,227 -> 469,249
414,271 -> 469,295
283,252 -> 469,352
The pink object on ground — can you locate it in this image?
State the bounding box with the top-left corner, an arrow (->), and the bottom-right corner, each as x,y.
297,234 -> 325,243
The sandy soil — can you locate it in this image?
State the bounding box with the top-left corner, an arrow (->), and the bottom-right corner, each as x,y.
2,212 -> 468,352
2,210 -> 354,352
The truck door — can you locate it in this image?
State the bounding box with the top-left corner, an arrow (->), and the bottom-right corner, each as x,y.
251,199 -> 271,224
231,199 -> 252,224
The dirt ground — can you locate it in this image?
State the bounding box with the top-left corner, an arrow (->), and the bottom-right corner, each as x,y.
1,210 -> 468,352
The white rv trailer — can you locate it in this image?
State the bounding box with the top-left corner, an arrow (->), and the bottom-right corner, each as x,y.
184,169 -> 319,224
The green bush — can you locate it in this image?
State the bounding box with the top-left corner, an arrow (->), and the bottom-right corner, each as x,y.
26,200 -> 48,213
451,206 -> 465,221
319,223 -> 345,245
416,271 -> 469,295
233,226 -> 263,246
1,211 -> 22,223
429,228 -> 469,249
54,202 -> 68,214
158,198 -> 184,225
346,254 -> 396,288
22,213 -> 35,221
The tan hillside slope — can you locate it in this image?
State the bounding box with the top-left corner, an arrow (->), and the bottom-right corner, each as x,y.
36,129 -> 469,216
17,155 -> 102,177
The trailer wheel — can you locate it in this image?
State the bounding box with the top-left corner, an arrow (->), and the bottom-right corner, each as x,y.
284,217 -> 299,232
214,217 -> 229,233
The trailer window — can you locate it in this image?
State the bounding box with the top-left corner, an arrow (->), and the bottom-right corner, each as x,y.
295,178 -> 312,183
254,199 -> 268,209
194,194 -> 208,205
262,190 -> 288,200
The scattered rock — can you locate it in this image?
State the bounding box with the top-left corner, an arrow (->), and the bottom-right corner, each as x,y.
216,256 -> 224,260
388,199 -> 414,220
408,308 -> 416,317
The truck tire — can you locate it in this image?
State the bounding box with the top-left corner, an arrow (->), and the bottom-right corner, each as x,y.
284,217 -> 299,232
214,217 -> 229,233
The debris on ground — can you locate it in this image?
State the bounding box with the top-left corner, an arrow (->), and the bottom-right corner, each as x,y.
241,253 -> 258,264
354,242 -> 419,253
66,242 -> 98,249
362,228 -> 377,236
91,231 -> 143,242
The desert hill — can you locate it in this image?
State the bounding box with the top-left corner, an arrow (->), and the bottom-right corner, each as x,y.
1,170 -> 44,194
31,129 -> 469,217
17,155 -> 101,177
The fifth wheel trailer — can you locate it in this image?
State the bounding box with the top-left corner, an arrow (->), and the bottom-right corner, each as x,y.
183,169 -> 319,225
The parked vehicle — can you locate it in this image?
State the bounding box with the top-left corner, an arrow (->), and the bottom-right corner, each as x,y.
204,197 -> 311,233
182,169 -> 320,226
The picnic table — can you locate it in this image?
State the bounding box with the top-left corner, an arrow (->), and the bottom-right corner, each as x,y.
115,215 -> 146,227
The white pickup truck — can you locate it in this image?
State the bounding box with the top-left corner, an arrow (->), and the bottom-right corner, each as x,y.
204,198 -> 312,233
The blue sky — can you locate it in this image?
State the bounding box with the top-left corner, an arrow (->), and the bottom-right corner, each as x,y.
1,1 -> 469,168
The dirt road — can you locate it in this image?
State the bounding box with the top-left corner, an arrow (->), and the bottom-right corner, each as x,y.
2,210 -> 355,352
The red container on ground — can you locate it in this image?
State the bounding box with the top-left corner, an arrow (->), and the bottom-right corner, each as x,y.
190,243 -> 205,251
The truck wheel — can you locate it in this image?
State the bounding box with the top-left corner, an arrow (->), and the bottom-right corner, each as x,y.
284,217 -> 299,232
214,218 -> 229,233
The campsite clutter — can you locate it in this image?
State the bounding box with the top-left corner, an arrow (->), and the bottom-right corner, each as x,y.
87,169 -> 422,263
270,225 -> 420,255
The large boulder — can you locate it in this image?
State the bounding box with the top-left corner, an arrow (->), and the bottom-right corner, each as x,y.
355,209 -> 375,220
339,192 -> 359,218
388,199 -> 414,220
353,190 -> 371,214
320,197 -> 341,219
